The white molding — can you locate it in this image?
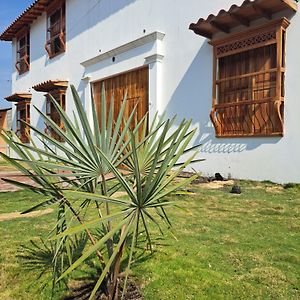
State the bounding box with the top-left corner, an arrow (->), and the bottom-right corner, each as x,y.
81,31 -> 165,67
145,54 -> 164,64
81,75 -> 91,82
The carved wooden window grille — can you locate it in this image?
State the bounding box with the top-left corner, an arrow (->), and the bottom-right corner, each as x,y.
210,19 -> 289,138
16,101 -> 30,143
45,0 -> 66,58
16,30 -> 30,75
45,89 -> 66,141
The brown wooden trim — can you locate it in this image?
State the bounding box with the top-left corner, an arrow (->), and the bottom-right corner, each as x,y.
32,80 -> 68,92
5,93 -> 32,102
46,0 -> 64,14
15,26 -> 30,39
16,100 -> 31,143
15,29 -> 30,75
216,68 -> 278,84
44,89 -> 66,141
210,21 -> 230,34
45,0 -> 66,59
228,12 -> 250,27
91,65 -> 150,84
210,18 -> 290,46
189,0 -> 296,40
210,19 -> 288,138
252,3 -> 272,20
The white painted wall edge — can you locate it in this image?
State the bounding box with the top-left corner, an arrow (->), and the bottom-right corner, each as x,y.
80,31 -> 165,67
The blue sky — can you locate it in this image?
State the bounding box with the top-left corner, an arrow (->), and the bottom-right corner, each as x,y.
0,0 -> 33,109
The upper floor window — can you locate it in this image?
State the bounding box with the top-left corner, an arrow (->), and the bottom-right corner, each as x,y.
16,100 -> 30,143
210,19 -> 289,137
189,0 -> 297,138
16,30 -> 30,75
45,0 -> 66,58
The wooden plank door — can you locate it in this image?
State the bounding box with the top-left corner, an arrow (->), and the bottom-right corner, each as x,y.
93,67 -> 149,132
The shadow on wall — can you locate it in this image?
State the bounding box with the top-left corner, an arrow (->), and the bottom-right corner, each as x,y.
28,0 -> 138,65
35,100 -> 47,131
67,0 -> 138,42
166,41 -> 281,155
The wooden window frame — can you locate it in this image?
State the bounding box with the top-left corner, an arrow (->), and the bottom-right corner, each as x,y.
45,0 -> 66,59
210,18 -> 289,138
16,100 -> 30,143
15,28 -> 30,75
45,89 -> 66,141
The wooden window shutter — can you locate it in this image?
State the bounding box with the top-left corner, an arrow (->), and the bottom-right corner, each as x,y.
210,19 -> 289,138
15,29 -> 30,75
45,89 -> 66,141
45,0 -> 66,58
16,101 -> 30,143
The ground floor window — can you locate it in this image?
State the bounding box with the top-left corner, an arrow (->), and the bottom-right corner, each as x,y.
16,101 -> 30,143
45,90 -> 66,141
32,80 -> 68,142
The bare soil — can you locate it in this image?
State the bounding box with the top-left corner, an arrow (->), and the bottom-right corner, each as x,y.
0,208 -> 53,222
65,278 -> 143,300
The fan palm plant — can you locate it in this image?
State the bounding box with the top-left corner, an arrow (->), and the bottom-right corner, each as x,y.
0,85 -> 202,299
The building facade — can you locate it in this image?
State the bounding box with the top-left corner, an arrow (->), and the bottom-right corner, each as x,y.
0,0 -> 299,183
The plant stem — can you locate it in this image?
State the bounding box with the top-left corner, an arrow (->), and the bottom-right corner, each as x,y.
101,173 -> 114,258
64,199 -> 106,269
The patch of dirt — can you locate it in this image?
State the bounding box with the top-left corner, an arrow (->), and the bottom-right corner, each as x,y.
113,191 -> 127,198
266,186 -> 284,193
65,278 -> 143,300
200,180 -> 235,189
0,208 -> 53,222
0,172 -> 36,192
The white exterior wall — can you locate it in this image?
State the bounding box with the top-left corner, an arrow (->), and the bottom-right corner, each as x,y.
9,0 -> 300,183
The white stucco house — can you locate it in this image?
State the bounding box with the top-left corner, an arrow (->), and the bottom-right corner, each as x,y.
0,0 -> 299,183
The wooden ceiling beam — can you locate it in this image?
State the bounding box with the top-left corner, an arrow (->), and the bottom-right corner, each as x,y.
229,12 -> 250,27
252,3 -> 272,20
195,29 -> 212,39
189,24 -> 213,39
210,21 -> 230,34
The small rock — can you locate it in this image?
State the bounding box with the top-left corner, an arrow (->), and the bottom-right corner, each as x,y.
230,185 -> 242,194
191,176 -> 209,185
215,173 -> 224,181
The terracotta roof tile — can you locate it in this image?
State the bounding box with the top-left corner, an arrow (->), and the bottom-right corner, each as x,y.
0,0 -> 51,41
190,0 -> 297,39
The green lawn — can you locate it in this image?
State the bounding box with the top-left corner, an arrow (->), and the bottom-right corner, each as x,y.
0,181 -> 299,299
0,160 -> 16,171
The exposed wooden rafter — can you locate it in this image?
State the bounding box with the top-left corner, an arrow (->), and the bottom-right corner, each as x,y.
189,0 -> 297,40
210,21 -> 230,34
5,93 -> 32,103
253,3 -> 272,20
0,0 -> 52,41
32,80 -> 68,92
229,12 -> 250,27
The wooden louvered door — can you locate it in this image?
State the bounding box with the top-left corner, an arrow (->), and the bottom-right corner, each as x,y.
93,67 -> 149,134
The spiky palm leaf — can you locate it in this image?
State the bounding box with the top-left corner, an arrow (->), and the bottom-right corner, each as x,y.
54,119 -> 200,299
0,84 -> 202,299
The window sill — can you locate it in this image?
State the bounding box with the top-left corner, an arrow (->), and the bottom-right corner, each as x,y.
215,133 -> 284,138
48,50 -> 65,60
18,69 -> 30,76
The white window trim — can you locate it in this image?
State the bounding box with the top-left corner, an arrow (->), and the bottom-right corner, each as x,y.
80,31 -> 165,123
